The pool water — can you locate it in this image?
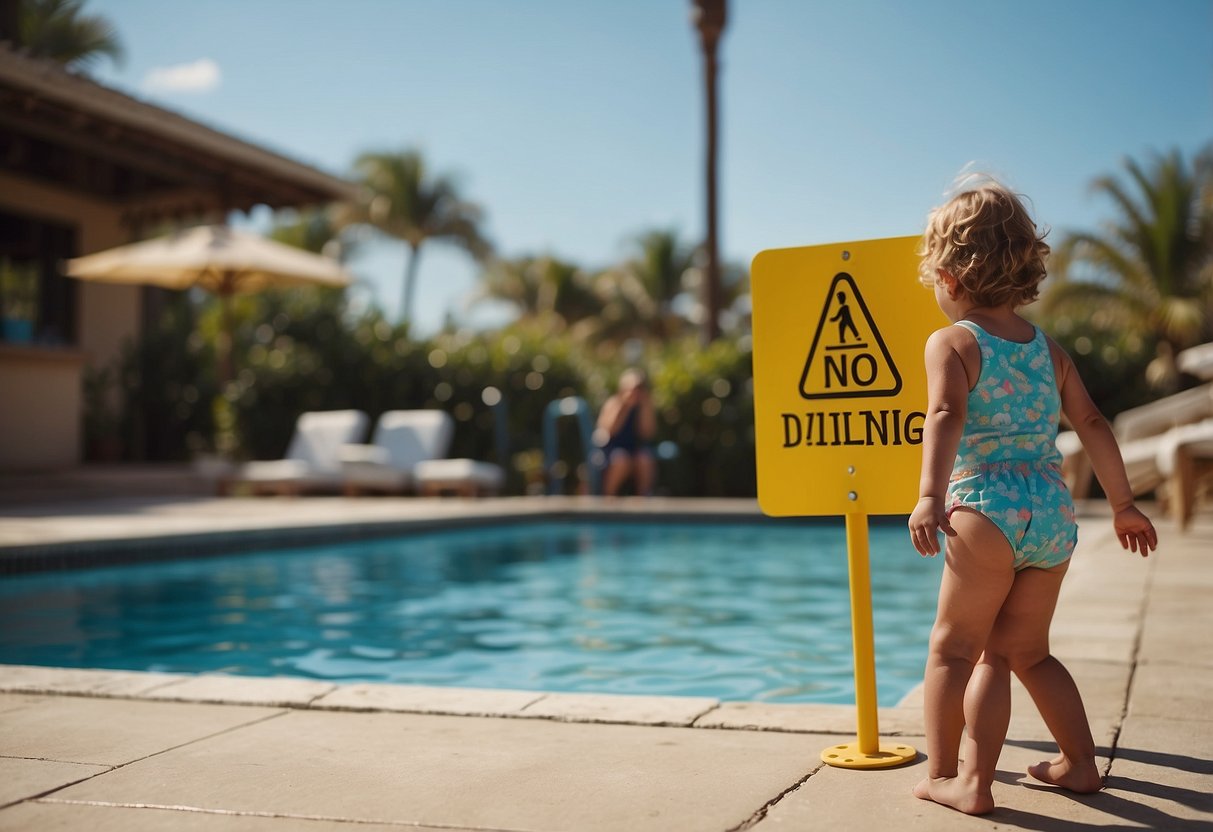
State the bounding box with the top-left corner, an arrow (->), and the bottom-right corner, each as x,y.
0,521 -> 943,705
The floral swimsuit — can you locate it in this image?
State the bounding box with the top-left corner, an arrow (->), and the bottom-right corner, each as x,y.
947,320 -> 1078,570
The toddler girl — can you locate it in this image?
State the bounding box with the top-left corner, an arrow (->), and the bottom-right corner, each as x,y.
908,181 -> 1157,815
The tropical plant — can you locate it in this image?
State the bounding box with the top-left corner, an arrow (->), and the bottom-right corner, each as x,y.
1041,147 -> 1213,389
269,207 -> 352,260
592,228 -> 696,344
473,254 -> 599,329
347,149 -> 491,325
0,257 -> 39,321
19,0 -> 123,72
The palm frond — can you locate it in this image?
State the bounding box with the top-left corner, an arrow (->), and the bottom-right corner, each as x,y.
21,0 -> 124,71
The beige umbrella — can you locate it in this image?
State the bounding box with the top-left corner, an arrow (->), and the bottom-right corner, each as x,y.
66,224 -> 352,385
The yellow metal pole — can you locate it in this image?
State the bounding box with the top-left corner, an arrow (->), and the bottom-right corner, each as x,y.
846,512 -> 880,754
820,511 -> 918,769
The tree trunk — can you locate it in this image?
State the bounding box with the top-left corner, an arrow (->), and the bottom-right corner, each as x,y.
693,0 -> 726,344
401,242 -> 422,325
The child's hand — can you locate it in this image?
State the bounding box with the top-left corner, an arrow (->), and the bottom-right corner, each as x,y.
1113,506 -> 1157,556
908,496 -> 956,557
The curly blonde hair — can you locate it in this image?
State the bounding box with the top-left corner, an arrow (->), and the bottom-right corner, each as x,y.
917,181 -> 1050,308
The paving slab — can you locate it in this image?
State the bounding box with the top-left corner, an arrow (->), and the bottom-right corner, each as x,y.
313,682 -> 544,717
0,696 -> 283,766
0,802 -> 447,832
1138,595 -> 1213,667
0,758 -> 109,809
1098,715 -> 1213,826
694,701 -> 924,735
1128,662 -> 1213,721
751,735 -> 1124,831
518,691 -> 717,726
49,708 -> 828,832
143,675 -> 336,708
0,694 -> 44,716
1048,616 -> 1140,664
1138,619 -> 1213,668
0,665 -> 185,697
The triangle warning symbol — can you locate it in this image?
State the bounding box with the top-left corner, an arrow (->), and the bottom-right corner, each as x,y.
798,272 -> 902,400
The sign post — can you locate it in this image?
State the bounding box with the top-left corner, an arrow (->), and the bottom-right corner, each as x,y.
751,236 -> 947,769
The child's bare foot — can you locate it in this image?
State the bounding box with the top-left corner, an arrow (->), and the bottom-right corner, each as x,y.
911,775 -> 994,815
1027,755 -> 1102,793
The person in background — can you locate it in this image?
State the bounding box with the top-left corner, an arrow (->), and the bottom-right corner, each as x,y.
595,368 -> 657,496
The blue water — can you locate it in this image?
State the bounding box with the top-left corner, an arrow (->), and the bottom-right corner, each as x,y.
0,521 -> 943,705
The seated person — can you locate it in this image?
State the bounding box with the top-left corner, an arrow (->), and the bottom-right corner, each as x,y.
594,368 -> 657,496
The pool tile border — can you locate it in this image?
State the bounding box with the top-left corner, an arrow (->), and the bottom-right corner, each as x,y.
0,498 -> 897,575
0,664 -> 922,736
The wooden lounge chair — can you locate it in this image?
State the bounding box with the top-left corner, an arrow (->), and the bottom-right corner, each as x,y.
1058,382 -> 1213,527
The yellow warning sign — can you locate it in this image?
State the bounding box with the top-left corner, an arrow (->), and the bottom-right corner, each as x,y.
751,236 -> 948,517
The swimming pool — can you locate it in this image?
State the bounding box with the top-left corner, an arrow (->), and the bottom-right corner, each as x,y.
0,520 -> 942,705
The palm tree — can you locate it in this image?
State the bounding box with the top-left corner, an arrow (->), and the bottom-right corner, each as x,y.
348,150 -> 490,326
474,254 -> 597,328
690,0 -> 727,344
602,228 -> 696,342
1042,147 -> 1213,387
19,0 -> 123,72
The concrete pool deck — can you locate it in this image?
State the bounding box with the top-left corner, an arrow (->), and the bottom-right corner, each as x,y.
0,496 -> 1210,830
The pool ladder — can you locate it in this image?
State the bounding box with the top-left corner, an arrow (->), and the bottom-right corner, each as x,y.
542,396 -> 601,496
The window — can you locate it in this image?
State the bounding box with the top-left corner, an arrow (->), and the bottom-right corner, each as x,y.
0,210 -> 78,345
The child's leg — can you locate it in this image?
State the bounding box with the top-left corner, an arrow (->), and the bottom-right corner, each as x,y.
914,508 -> 1015,815
961,650 -> 1011,793
983,562 -> 1102,793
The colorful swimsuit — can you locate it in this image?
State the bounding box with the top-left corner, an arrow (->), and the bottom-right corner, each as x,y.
947,320 -> 1078,570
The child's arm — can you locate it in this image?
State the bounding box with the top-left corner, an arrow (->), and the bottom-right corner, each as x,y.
1049,338 -> 1158,556
908,328 -> 972,556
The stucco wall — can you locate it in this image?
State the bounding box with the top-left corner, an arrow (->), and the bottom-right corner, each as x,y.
0,345 -> 82,469
0,173 -> 138,471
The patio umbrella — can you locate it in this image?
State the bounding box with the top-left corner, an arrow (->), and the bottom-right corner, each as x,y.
65,224 -> 352,386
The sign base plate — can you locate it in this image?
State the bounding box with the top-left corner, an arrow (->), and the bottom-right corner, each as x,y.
820,740 -> 918,769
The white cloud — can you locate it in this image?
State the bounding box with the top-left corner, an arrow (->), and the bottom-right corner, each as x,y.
142,58 -> 221,94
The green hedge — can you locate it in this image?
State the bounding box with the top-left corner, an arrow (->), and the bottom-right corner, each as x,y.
109,291 -> 759,497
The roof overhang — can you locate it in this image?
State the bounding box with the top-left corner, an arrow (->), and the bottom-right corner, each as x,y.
0,44 -> 358,226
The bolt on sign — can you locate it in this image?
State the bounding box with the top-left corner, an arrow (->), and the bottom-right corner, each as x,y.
752,236 -> 948,517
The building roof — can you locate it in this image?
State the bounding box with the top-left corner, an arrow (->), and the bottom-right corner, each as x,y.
0,44 -> 358,224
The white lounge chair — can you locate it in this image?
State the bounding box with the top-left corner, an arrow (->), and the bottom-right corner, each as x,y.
413,457 -> 505,497
1058,382 -> 1213,527
340,410 -> 455,495
341,410 -> 504,497
223,409 -> 369,496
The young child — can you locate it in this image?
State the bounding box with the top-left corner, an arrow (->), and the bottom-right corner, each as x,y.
907,181 -> 1158,815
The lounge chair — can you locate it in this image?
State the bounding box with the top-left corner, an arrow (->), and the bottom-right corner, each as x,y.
1057,382 -> 1213,526
340,410 -> 454,495
223,409 -> 370,496
413,457 -> 505,497
1139,418 -> 1213,529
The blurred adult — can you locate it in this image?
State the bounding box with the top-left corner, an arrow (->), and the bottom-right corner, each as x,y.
595,368 -> 657,496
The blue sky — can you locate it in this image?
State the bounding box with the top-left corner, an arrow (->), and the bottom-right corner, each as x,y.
89,0 -> 1213,335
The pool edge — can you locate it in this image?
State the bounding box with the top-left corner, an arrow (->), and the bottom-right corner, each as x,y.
0,662 -> 927,737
